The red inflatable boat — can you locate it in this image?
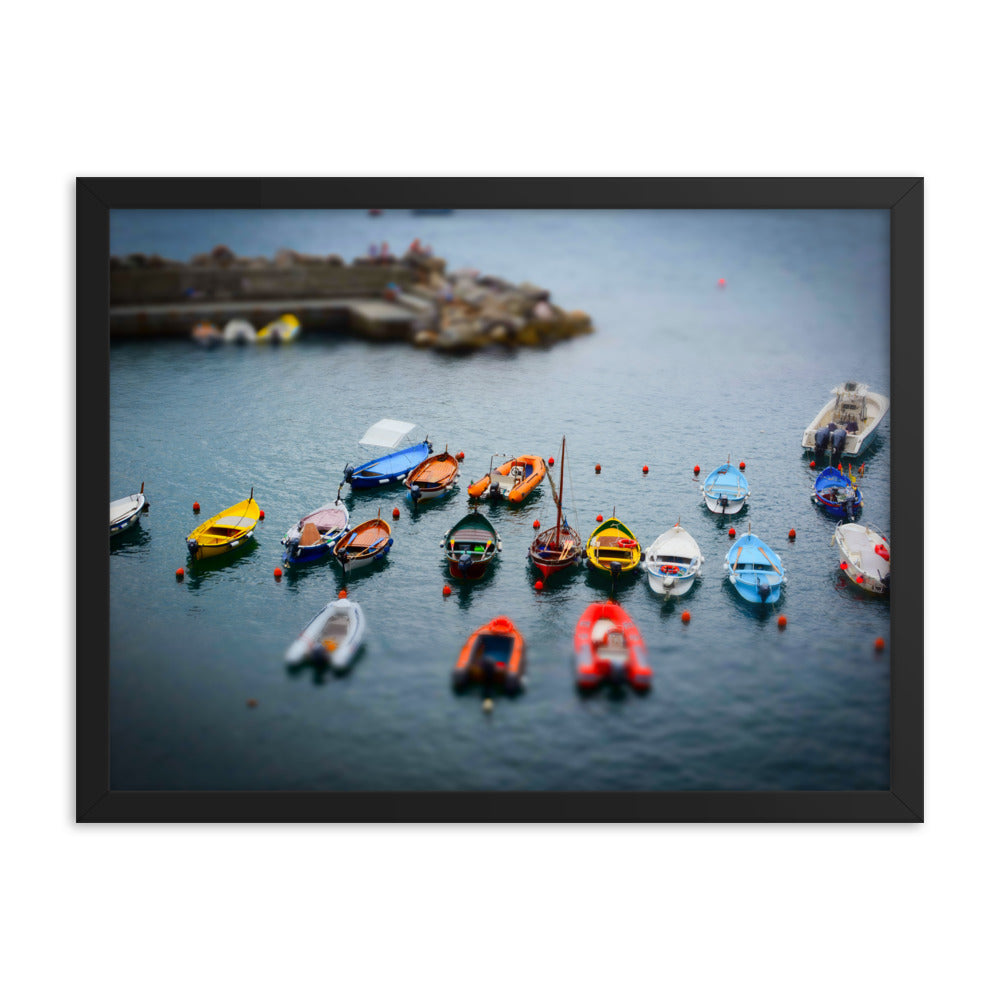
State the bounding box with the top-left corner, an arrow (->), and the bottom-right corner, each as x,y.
574,602 -> 652,690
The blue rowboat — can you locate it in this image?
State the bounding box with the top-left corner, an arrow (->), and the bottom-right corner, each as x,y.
725,531 -> 786,604
703,461 -> 750,515
342,419 -> 432,489
280,500 -> 350,567
812,466 -> 863,518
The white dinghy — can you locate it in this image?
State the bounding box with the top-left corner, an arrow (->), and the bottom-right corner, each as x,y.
110,483 -> 147,537
834,523 -> 890,595
222,318 -> 256,344
285,598 -> 366,672
802,381 -> 889,459
642,524 -> 703,598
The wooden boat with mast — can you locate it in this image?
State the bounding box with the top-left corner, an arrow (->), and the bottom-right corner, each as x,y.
529,437 -> 582,579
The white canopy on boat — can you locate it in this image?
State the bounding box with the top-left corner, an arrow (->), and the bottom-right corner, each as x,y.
359,419 -> 417,448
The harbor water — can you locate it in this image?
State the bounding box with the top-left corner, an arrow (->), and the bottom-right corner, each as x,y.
109,209 -> 891,791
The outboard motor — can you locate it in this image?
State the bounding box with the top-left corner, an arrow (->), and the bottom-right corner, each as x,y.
342,464 -> 354,484
186,539 -> 198,555
718,496 -> 729,513
814,424 -> 831,458
608,660 -> 627,685
489,482 -> 502,500
409,484 -> 421,502
757,578 -> 772,602
831,428 -> 847,465
458,552 -> 473,576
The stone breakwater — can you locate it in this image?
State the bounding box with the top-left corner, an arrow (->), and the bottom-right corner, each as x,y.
110,245 -> 593,351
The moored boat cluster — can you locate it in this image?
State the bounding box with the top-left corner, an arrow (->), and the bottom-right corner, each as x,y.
111,382 -> 890,701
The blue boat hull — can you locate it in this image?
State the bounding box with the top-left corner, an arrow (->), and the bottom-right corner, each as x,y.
345,442 -> 431,489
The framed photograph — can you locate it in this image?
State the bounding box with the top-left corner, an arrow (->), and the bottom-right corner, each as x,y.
79,177 -> 922,822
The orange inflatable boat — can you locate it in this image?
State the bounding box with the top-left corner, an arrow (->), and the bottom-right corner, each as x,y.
452,616 -> 525,694
574,602 -> 652,691
467,455 -> 545,504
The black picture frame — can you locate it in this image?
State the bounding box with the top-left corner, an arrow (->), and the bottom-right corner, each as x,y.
79,177 -> 923,822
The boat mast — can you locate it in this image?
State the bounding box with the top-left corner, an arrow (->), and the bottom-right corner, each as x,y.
555,436 -> 565,547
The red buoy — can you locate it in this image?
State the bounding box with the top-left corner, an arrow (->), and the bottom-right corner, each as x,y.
192,502 -> 200,512
840,562 -> 848,571
856,575 -> 864,584
837,464 -> 843,471
788,528 -> 796,540
175,567 -> 184,579
681,610 -> 691,624
442,585 -> 452,597
273,567 -> 282,579
596,514 -> 603,523
728,527 -> 736,538
548,457 -> 554,466
339,589 -> 347,599
534,580 -> 543,591
777,615 -> 787,629
457,451 -> 464,461
595,464 -> 601,474
642,465 -> 649,474
259,509 -> 265,519
246,699 -> 258,708
717,278 -> 726,288
809,460 -> 816,469
874,636 -> 885,652
392,508 -> 400,519
532,520 -> 540,530
693,465 -> 700,475
739,461 -> 745,470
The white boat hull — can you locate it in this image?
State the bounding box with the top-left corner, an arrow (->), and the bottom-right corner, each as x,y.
643,526 -> 703,599
704,495 -> 747,515
802,384 -> 889,457
285,599 -> 366,671
110,492 -> 145,536
834,523 -> 890,594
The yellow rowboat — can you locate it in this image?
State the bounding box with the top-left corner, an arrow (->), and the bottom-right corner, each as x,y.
257,313 -> 301,343
186,490 -> 260,560
586,516 -> 642,575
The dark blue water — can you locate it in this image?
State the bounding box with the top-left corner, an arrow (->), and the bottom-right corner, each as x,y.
109,209 -> 890,791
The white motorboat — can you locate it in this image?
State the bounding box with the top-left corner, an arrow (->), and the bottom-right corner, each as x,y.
834,523 -> 890,595
642,524 -> 703,598
702,460 -> 750,515
110,483 -> 146,536
285,598 -> 366,671
222,318 -> 256,344
802,382 -> 889,459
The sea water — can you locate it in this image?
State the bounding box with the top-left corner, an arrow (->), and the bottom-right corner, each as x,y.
109,208 -> 890,790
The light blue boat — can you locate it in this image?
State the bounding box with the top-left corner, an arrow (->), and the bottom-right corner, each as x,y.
703,460 -> 750,514
342,419 -> 432,490
725,531 -> 786,604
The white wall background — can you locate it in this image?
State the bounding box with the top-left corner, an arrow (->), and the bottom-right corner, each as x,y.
2,2 -> 994,997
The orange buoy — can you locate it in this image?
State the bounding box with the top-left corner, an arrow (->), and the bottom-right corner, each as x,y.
338,589 -> 347,599
532,520 -> 540,530
693,465 -> 700,475
874,636 -> 886,652
259,509 -> 265,519
175,567 -> 184,579
246,698 -> 258,708
192,502 -> 200,512
548,457 -> 555,466
273,567 -> 282,579
442,585 -> 452,597
534,580 -> 543,591
739,461 -> 745,470
596,514 -> 603,523
777,615 -> 787,629
457,451 -> 464,461
642,465 -> 649,474
788,528 -> 796,540
717,278 -> 726,288
595,464 -> 601,474
681,610 -> 691,624
392,508 -> 400,519
728,527 -> 736,538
